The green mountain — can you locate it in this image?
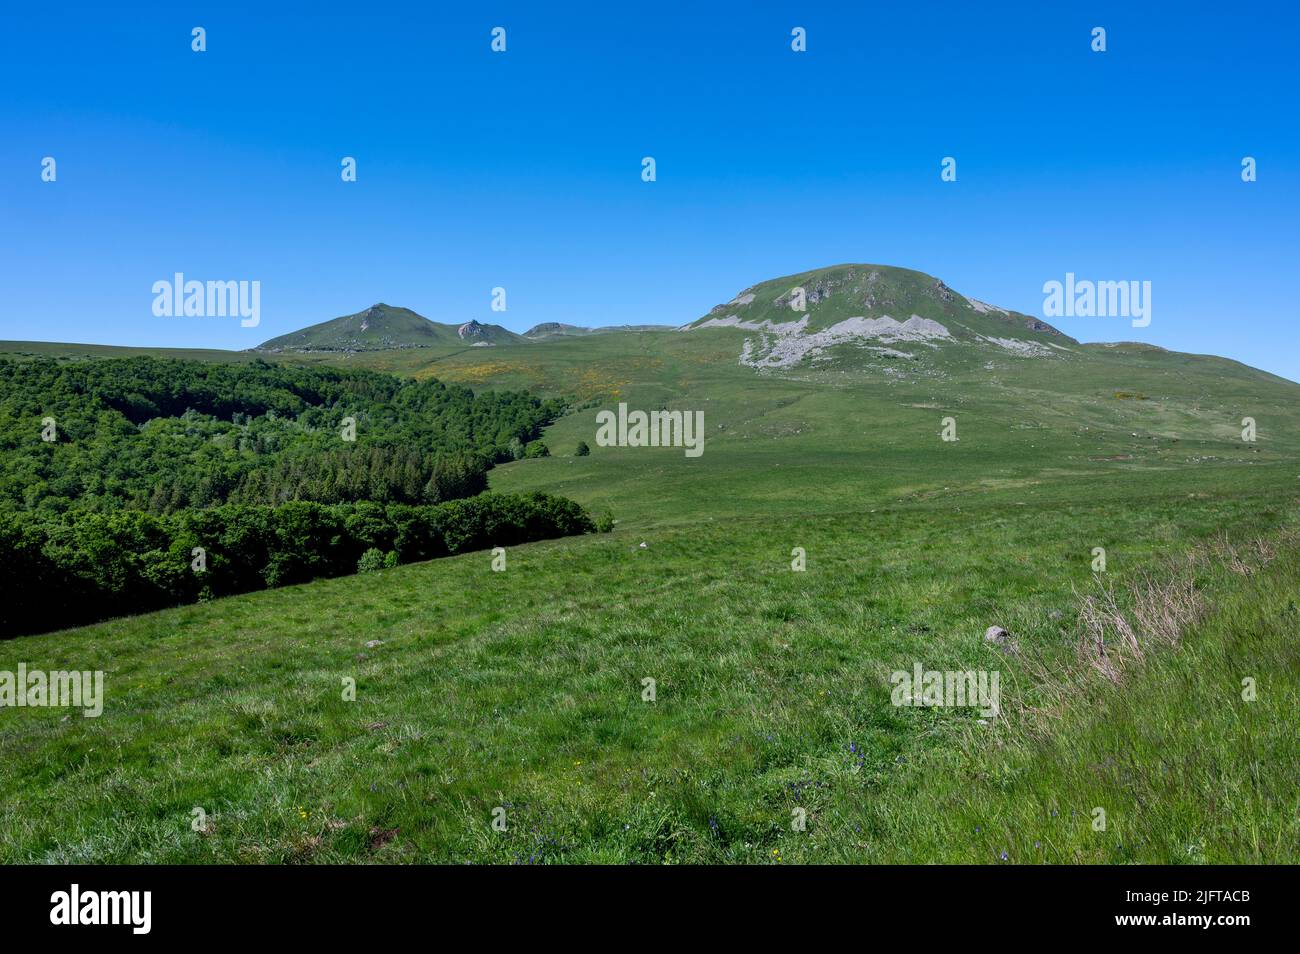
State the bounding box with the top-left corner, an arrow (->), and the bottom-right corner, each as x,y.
683,263 -> 1076,370
452,318 -> 527,346
253,303 -> 524,352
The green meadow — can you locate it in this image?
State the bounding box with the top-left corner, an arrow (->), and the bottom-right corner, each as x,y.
1,319 -> 1297,863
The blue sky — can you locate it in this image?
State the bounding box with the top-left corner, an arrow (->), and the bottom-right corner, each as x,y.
3,2 -> 1297,378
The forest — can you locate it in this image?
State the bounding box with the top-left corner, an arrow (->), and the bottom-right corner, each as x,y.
0,356 -> 594,637
0,356 -> 564,514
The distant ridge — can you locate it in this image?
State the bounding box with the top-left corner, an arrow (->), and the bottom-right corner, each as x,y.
253,304 -> 524,352
524,322 -> 673,340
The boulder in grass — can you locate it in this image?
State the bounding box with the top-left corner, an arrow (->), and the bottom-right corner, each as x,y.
984,625 -> 1019,654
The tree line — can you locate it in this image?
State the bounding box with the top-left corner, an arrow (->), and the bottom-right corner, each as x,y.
1,492 -> 594,637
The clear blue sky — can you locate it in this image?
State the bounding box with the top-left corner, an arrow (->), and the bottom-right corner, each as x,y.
2,2 -> 1297,379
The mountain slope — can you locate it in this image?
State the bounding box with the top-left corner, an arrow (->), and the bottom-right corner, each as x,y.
254,304 -> 524,352
452,319 -> 527,346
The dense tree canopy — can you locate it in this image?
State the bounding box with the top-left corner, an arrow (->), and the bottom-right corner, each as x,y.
0,493 -> 595,637
0,356 -> 563,515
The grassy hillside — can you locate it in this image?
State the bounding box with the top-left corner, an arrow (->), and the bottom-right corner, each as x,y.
463,322 -> 1298,532
834,533 -> 1300,864
1,267 -> 1297,863
0,463 -> 1294,862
